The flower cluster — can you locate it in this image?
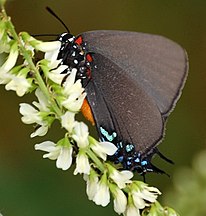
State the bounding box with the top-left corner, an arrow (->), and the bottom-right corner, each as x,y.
0,8 -> 178,216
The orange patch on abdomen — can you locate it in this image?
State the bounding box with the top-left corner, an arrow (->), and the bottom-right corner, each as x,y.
81,98 -> 95,125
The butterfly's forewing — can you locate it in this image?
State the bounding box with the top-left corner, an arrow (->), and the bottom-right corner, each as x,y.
85,53 -> 164,154
82,30 -> 188,117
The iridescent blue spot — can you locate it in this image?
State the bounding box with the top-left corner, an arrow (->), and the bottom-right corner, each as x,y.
141,160 -> 148,166
125,144 -> 134,153
100,126 -> 117,142
127,161 -> 132,166
118,156 -> 124,162
134,157 -> 140,163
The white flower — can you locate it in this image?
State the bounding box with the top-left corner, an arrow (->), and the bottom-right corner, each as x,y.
0,42 -> 18,73
61,111 -> 75,133
90,141 -> 117,160
131,181 -> 161,210
32,88 -> 50,111
72,122 -> 89,148
62,69 -> 86,112
19,88 -> 50,125
35,139 -> 73,170
74,150 -> 90,175
62,68 -> 77,92
111,185 -> 127,214
0,71 -> 13,85
36,41 -> 61,53
84,169 -> 99,200
93,173 -> 110,207
19,103 -> 42,124
48,64 -> 69,84
123,204 -> 140,216
107,164 -> 133,189
30,124 -> 49,138
5,73 -> 31,96
19,88 -> 53,137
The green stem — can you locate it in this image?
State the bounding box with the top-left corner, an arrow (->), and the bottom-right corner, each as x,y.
86,149 -> 105,173
1,8 -> 62,117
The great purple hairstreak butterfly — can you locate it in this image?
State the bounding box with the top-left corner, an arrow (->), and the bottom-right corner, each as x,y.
48,7 -> 188,175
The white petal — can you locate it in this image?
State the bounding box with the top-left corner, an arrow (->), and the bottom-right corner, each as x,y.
0,71 -> 13,84
33,88 -> 49,111
93,182 -> 110,207
72,122 -> 89,148
132,193 -> 146,209
140,189 -> 158,203
91,141 -> 117,160
48,64 -> 69,84
35,141 -> 56,152
5,75 -> 31,96
19,103 -> 41,124
113,188 -> 127,214
36,41 -> 61,52
86,175 -> 99,200
61,111 -> 75,133
64,79 -> 83,95
124,205 -> 140,216
56,146 -> 73,170
99,142 -> 118,155
110,169 -> 133,189
62,92 -> 86,112
47,59 -> 62,70
43,149 -> 60,160
74,152 -> 90,175
0,42 -> 18,72
63,69 -> 77,92
30,124 -> 48,137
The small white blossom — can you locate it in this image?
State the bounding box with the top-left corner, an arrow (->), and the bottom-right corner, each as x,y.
35,41 -> 61,53
5,73 -> 31,96
61,111 -> 75,133
111,184 -> 127,214
93,173 -> 110,207
62,69 -> 86,112
62,68 -> 77,92
19,103 -> 42,124
72,122 -> 89,148
30,124 -> 48,138
84,169 -> 99,200
0,71 -> 13,85
0,42 -> 18,74
124,204 -> 140,216
32,88 -> 50,112
35,139 -> 73,170
131,181 -> 161,210
48,64 -> 69,84
74,150 -> 90,175
107,164 -> 133,189
91,141 -> 117,160
19,88 -> 53,137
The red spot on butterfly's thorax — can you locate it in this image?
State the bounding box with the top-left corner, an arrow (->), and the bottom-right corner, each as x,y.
75,36 -> 83,45
86,53 -> 93,62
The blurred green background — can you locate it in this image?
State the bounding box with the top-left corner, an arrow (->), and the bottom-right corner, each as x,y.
0,0 -> 206,215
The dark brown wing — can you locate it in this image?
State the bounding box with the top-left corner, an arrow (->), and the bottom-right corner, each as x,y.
82,30 -> 188,117
85,53 -> 164,153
